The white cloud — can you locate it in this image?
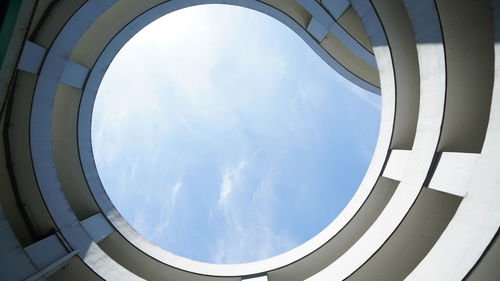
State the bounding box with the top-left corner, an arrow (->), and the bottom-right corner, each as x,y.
147,177 -> 184,241
212,171 -> 299,264
218,159 -> 246,207
219,173 -> 232,206
92,4 -> 378,265
171,178 -> 183,205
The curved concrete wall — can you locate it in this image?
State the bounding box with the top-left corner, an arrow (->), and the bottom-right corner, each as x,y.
0,0 -> 498,280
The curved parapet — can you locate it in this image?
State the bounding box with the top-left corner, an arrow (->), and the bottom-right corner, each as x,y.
0,0 -> 498,280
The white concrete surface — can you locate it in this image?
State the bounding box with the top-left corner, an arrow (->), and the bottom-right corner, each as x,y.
428,152 -> 479,197
60,61 -> 89,89
0,0 -> 498,280
382,149 -> 412,181
17,41 -> 45,74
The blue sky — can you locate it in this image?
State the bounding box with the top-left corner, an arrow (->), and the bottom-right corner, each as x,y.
92,4 -> 380,264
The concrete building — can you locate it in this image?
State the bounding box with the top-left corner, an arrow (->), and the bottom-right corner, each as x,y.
0,0 -> 499,280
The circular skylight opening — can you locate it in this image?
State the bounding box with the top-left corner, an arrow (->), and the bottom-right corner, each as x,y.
92,4 -> 380,264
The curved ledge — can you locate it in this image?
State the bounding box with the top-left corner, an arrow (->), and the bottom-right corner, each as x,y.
1,0 -> 499,280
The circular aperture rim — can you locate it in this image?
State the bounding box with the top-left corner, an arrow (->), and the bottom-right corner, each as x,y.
29,0 -> 392,278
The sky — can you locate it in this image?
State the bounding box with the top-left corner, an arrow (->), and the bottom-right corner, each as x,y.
92,4 -> 380,264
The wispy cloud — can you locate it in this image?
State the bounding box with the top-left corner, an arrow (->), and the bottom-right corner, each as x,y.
213,173 -> 298,264
171,178 -> 183,205
93,4 -> 379,265
218,159 -> 246,207
147,177 -> 184,242
219,173 -> 233,206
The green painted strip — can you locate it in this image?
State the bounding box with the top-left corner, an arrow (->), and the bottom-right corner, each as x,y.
0,0 -> 23,67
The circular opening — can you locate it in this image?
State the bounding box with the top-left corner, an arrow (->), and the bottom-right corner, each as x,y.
92,4 -> 380,264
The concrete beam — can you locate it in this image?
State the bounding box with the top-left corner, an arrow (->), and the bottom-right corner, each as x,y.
81,213 -> 114,243
307,17 -> 328,41
427,152 -> 479,197
296,0 -> 333,28
17,41 -> 45,74
24,250 -> 78,281
322,0 -> 350,20
382,149 -> 412,181
60,60 -> 89,89
24,234 -> 69,269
